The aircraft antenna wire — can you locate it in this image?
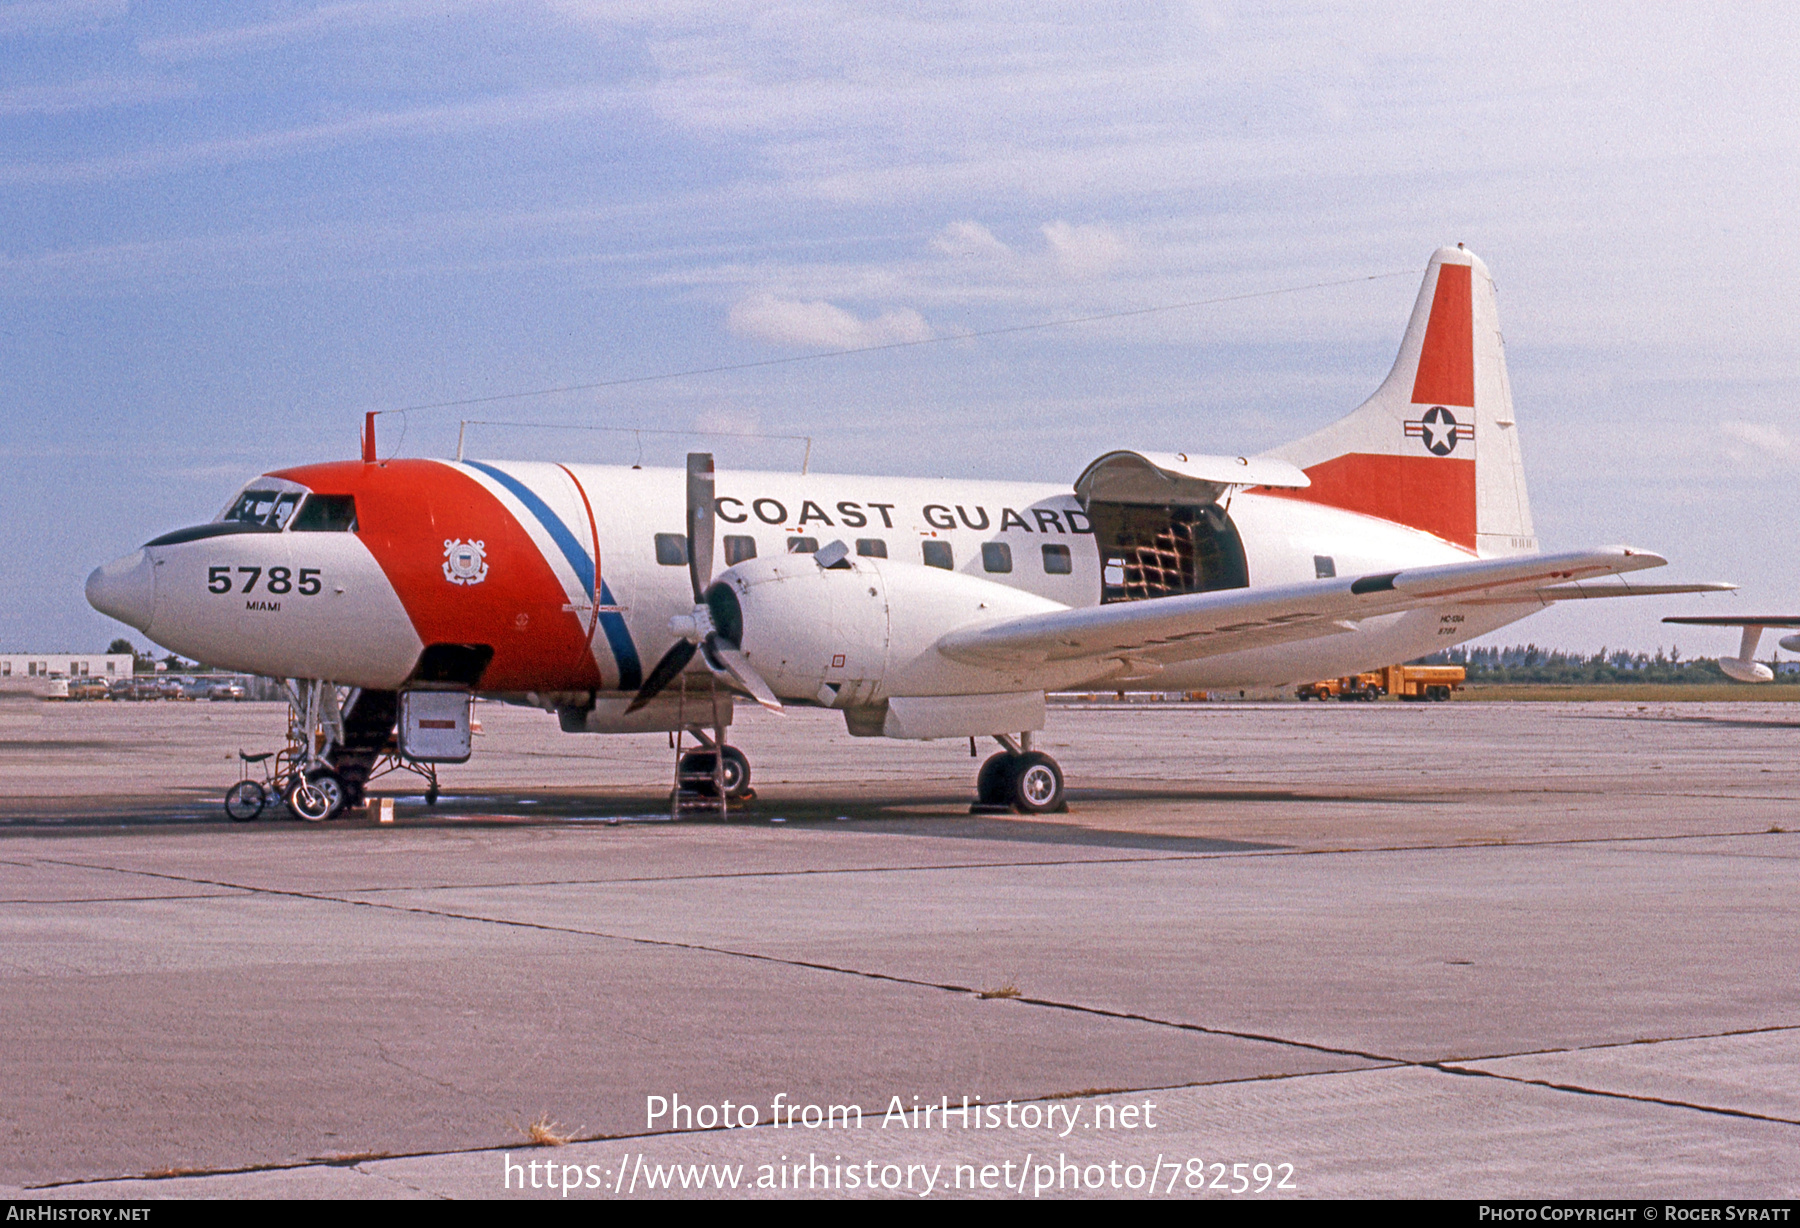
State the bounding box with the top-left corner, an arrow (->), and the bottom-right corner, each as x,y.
370,268 -> 1414,422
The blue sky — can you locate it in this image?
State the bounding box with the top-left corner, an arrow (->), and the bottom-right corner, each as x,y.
5,1 -> 1797,657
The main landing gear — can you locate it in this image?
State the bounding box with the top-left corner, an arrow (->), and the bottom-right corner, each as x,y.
678,744 -> 752,800
671,726 -> 755,818
972,733 -> 1066,815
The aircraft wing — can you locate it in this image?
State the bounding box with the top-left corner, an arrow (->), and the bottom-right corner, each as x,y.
937,547 -> 1676,671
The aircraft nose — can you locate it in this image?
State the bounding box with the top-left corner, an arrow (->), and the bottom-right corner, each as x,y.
87,550 -> 155,633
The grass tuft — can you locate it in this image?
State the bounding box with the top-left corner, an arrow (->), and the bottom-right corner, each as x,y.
523,1113 -> 573,1146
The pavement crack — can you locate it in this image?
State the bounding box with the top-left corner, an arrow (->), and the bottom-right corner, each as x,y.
1425,1062 -> 1800,1127
1442,1022 -> 1800,1065
30,821 -> 1799,899
29,853 -> 1800,1132
0,892 -> 244,905
33,855 -> 1408,1067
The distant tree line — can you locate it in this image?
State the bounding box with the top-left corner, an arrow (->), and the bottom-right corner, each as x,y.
1411,643 -> 1792,684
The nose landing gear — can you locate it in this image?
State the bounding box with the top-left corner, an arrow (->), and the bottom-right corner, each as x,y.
972,734 -> 1066,815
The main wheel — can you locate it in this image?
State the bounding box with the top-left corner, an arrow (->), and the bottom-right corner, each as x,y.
309,769 -> 346,818
975,753 -> 1016,805
1008,752 -> 1064,815
225,780 -> 266,822
679,747 -> 752,799
287,778 -> 332,822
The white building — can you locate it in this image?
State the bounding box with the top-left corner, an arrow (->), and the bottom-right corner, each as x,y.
0,654 -> 135,680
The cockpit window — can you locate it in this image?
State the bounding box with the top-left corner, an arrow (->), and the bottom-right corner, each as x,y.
290,494 -> 357,532
224,490 -> 301,529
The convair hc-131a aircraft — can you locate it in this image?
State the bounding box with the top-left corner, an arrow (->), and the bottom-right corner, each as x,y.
87,246 -> 1728,819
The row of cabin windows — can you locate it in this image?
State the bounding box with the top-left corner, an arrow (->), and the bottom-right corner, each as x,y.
653,533 -> 1073,576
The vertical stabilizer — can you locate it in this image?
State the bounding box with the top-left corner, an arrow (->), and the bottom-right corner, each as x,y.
1268,246 -> 1535,557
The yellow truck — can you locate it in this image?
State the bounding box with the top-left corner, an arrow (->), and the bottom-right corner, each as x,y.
1295,664 -> 1465,702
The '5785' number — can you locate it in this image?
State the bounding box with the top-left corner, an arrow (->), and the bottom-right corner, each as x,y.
209,566 -> 321,596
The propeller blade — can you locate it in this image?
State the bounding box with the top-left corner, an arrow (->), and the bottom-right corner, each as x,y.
625,638 -> 698,713
706,639 -> 784,712
686,452 -> 714,604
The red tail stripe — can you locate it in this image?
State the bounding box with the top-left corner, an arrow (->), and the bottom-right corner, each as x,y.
1411,262 -> 1474,408
1265,453 -> 1477,551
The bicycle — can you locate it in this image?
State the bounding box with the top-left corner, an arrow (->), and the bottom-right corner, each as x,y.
225,747 -> 343,822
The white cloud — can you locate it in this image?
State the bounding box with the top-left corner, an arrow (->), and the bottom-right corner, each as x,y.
1720,420 -> 1800,469
137,0 -> 501,61
930,220 -> 1012,260
0,0 -> 124,37
0,84 -> 629,185
727,293 -> 933,350
0,74 -> 195,114
1040,220 -> 1128,278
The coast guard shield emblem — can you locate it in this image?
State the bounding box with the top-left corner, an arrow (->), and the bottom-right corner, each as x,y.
442,539 -> 489,585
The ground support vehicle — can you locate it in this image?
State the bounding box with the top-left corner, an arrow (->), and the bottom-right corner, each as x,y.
1296,665 -> 1465,702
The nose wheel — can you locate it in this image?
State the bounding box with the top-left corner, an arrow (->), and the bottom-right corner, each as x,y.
286,768 -> 346,822
974,746 -> 1065,815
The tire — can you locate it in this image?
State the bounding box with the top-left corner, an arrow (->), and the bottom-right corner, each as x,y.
719,745 -> 751,799
308,769 -> 346,818
976,753 -> 1016,805
679,748 -> 751,799
225,780 -> 266,822
1008,752 -> 1064,815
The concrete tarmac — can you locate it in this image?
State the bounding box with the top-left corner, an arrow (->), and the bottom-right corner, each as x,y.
0,697 -> 1796,1198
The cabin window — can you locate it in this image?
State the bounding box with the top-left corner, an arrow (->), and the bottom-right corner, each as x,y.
724,535 -> 757,565
981,542 -> 1012,573
291,495 -> 358,532
921,541 -> 953,570
654,534 -> 688,566
1042,544 -> 1072,575
1314,555 -> 1336,579
787,536 -> 818,554
855,539 -> 887,558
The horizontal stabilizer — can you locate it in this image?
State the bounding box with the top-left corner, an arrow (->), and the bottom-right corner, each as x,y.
1663,616 -> 1800,626
1522,581 -> 1738,601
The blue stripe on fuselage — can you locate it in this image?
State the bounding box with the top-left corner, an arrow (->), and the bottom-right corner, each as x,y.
464,460 -> 643,691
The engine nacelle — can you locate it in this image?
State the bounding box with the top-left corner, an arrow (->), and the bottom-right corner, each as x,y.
709,550 -> 1066,707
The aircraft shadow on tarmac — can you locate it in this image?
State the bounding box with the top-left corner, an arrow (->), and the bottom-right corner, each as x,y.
813,814 -> 1282,854
0,790 -> 1287,852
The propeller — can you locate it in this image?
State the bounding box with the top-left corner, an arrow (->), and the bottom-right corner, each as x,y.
626,453 -> 783,714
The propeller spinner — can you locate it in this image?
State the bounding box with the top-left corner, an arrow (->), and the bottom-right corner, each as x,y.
626,453 -> 782,714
